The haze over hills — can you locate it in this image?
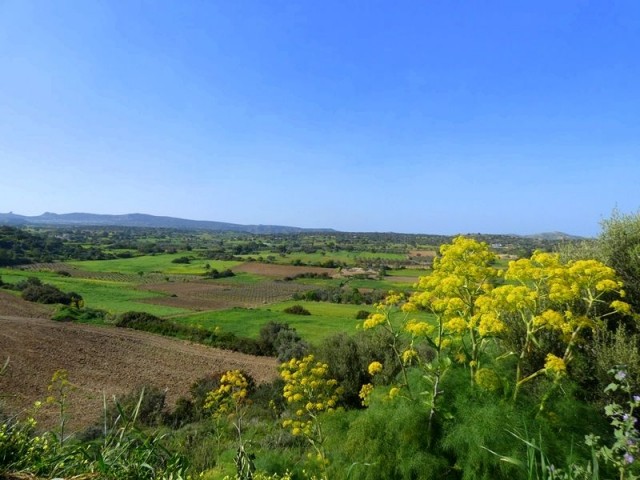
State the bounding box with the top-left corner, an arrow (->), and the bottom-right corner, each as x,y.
0,212 -> 336,234
0,211 -> 585,239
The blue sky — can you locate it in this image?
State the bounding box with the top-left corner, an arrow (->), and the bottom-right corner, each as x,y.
1,1 -> 638,236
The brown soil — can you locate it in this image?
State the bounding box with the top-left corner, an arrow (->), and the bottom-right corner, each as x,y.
388,276 -> 421,284
0,315 -> 278,433
408,250 -> 437,258
232,262 -> 336,278
138,280 -> 312,311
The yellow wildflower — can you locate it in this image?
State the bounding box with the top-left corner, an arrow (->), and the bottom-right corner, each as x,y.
368,361 -> 383,375
363,313 -> 386,329
405,320 -> 433,337
544,354 -> 567,376
359,383 -> 374,407
401,349 -> 418,365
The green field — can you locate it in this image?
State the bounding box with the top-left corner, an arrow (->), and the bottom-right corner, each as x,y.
0,268 -> 189,316
238,249 -> 408,266
0,235 -> 443,345
1,257 -> 421,341
174,301 -> 370,344
172,300 -> 435,344
386,268 -> 430,277
69,254 -> 242,275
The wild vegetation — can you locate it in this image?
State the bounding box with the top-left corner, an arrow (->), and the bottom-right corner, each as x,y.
1,214 -> 639,479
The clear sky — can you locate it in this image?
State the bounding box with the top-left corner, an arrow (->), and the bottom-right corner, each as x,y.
1,1 -> 638,236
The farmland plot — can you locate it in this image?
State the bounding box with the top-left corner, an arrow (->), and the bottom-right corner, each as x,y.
0,315 -> 278,432
138,279 -> 314,310
231,262 -> 337,278
17,262 -> 195,284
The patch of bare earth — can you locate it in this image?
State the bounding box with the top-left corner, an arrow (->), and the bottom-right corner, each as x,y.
388,276 -> 420,283
138,280 -> 313,310
232,262 -> 336,278
0,316 -> 278,433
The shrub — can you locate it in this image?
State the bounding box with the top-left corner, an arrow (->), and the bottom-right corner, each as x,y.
258,322 -> 310,361
22,283 -> 74,305
105,385 -> 168,427
203,268 -> 235,279
355,309 -> 371,320
51,306 -> 107,323
599,210 -> 640,313
116,311 -> 165,329
592,326 -> 640,398
171,256 -> 191,264
273,329 -> 310,361
163,397 -> 196,429
316,333 -> 370,408
15,276 -> 42,290
327,393 -> 450,479
283,305 -> 310,316
190,373 -> 223,411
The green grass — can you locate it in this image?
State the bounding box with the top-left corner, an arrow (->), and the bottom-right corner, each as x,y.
239,250 -> 408,266
386,268 -> 431,278
0,268 -> 188,316
172,308 -> 283,337
174,301 -> 372,344
259,300 -> 433,342
69,254 -> 241,275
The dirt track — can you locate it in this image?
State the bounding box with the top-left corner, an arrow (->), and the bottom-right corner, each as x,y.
0,315 -> 278,433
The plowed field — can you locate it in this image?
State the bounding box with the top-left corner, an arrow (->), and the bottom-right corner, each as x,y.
0,315 -> 278,433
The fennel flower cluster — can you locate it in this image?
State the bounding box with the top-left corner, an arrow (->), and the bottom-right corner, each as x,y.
204,370 -> 251,418
280,355 -> 343,437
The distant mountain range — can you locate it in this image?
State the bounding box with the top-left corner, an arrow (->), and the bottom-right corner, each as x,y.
0,212 -> 584,239
0,212 -> 336,234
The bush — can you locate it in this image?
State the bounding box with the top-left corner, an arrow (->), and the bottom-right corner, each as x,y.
355,309 -> 371,320
171,256 -> 191,264
15,276 -> 42,290
258,322 -> 310,361
283,305 -> 310,316
599,210 -> 640,313
51,306 -> 107,323
203,268 -> 235,279
163,397 -> 196,429
325,395 -> 451,479
272,329 -> 310,361
116,311 -> 165,329
22,283 -> 72,305
105,385 -> 168,427
316,333 -> 370,408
